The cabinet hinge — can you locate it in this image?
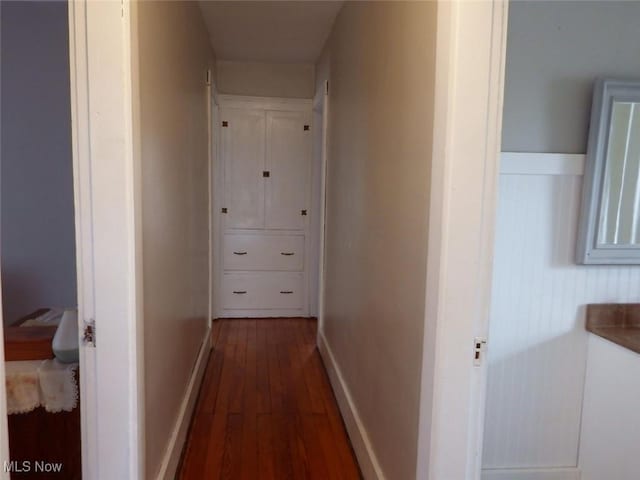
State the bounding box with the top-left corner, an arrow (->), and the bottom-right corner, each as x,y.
221,207 -> 228,214
473,337 -> 487,366
303,125 -> 310,131
301,209 -> 307,216
83,319 -> 96,348
222,121 -> 228,127
206,69 -> 212,86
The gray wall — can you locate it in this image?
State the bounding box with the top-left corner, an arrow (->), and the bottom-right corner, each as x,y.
1,1 -> 76,324
502,1 -> 640,153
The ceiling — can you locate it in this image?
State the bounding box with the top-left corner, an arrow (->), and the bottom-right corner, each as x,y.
198,1 -> 343,63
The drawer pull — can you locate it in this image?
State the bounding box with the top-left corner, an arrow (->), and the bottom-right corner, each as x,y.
233,291 -> 247,295
280,252 -> 295,256
233,251 -> 248,255
280,290 -> 294,294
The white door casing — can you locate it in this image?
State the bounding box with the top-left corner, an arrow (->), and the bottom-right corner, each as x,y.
316,81 -> 330,330
69,1 -> 144,478
416,1 -> 509,479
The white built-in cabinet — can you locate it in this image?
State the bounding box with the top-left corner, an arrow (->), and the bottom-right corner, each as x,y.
214,96 -> 313,317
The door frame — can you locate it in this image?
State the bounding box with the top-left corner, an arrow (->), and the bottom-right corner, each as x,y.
415,1 -> 508,479
68,1 -> 144,478
307,80 -> 329,324
208,78 -> 219,326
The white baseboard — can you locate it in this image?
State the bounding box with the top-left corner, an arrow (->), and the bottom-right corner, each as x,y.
156,329 -> 212,480
482,467 -> 581,480
317,331 -> 385,480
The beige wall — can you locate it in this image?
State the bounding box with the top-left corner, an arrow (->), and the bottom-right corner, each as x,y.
132,2 -> 214,476
216,60 -> 314,98
319,2 -> 436,479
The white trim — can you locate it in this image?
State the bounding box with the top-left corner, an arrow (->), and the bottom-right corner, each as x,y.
69,2 -> 144,478
211,89 -> 222,319
417,1 -> 509,479
500,152 -> 586,176
68,2 -> 99,476
208,81 -> 220,326
156,331 -> 212,480
207,78 -> 213,328
317,81 -> 329,332
481,467 -> 581,480
317,332 -> 385,480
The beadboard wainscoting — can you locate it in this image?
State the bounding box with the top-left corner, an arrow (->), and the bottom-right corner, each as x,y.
481,153 -> 640,480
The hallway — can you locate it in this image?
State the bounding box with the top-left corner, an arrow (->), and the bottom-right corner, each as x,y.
179,318 -> 361,479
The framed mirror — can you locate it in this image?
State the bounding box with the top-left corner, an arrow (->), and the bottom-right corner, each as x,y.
577,79 -> 640,264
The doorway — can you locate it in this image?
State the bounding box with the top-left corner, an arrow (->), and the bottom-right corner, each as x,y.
0,1 -> 512,478
1,1 -> 82,478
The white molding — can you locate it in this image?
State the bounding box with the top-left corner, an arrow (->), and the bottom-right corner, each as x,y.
69,1 -> 144,478
316,81 -> 329,332
500,152 -> 586,176
481,467 -> 581,480
156,331 -> 212,480
317,332 -> 385,480
417,1 -> 509,479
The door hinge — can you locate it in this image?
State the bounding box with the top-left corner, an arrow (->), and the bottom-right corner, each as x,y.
206,69 -> 212,86
83,319 -> 96,348
473,337 -> 487,366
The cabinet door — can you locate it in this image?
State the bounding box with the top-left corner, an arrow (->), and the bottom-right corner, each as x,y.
265,111 -> 311,230
221,108 -> 265,229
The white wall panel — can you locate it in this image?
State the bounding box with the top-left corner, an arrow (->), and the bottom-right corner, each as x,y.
483,164 -> 640,472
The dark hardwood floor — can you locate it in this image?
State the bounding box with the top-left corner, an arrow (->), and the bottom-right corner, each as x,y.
178,318 -> 361,480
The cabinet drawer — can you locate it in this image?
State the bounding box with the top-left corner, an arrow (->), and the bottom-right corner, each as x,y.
223,234 -> 304,271
221,273 -> 304,310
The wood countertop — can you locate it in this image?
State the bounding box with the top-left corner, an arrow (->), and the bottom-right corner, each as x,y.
586,303 -> 640,355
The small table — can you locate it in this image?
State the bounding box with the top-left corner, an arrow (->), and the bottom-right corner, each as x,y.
4,309 -> 81,479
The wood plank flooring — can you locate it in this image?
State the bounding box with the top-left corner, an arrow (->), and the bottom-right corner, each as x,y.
179,318 -> 361,480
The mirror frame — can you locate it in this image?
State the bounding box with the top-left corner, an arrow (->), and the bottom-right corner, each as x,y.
577,78 -> 640,264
